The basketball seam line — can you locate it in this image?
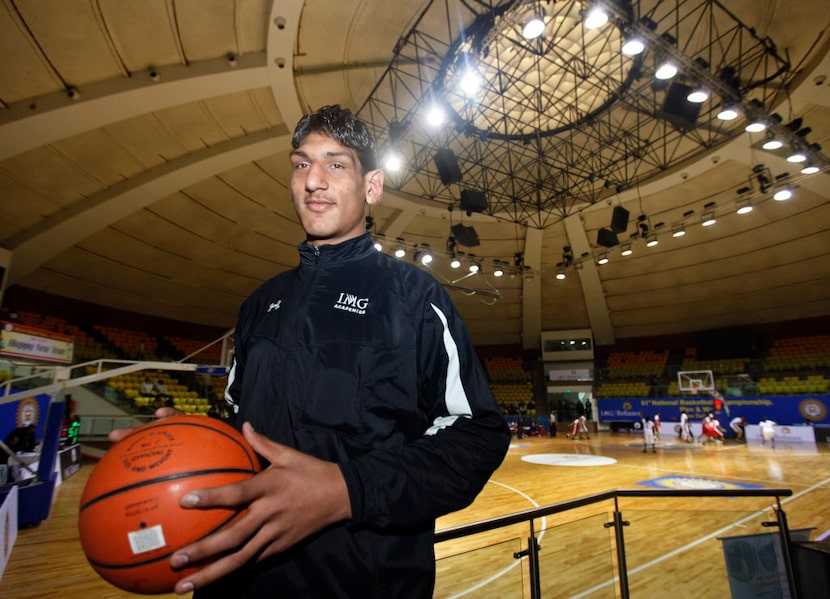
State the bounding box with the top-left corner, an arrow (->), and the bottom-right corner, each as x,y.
79,468 -> 257,512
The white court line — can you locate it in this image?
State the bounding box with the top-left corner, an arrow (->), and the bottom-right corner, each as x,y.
570,475 -> 830,599
446,479 -> 547,599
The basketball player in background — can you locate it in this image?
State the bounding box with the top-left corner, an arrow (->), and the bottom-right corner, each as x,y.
729,414 -> 747,442
112,105 -> 509,598
679,408 -> 693,443
642,414 -> 656,453
759,417 -> 777,448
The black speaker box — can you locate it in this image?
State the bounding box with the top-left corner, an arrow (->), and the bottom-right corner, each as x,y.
597,228 -> 620,248
611,206 -> 630,233
657,82 -> 702,131
451,223 -> 480,247
460,189 -> 488,214
433,149 -> 463,185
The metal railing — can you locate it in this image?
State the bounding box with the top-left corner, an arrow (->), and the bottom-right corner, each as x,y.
434,488 -> 796,598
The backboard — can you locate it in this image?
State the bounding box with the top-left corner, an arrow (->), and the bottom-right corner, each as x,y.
678,370 -> 715,394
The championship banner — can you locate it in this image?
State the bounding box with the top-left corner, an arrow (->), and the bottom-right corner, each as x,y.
598,395 -> 830,426
0,321 -> 74,364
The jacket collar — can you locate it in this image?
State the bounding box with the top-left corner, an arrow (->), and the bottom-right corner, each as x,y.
298,233 -> 375,266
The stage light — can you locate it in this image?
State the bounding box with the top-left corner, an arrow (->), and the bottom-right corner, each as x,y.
621,35 -> 645,56
773,186 -> 792,201
717,105 -> 740,120
655,61 -> 678,80
459,69 -> 482,97
736,198 -> 753,214
672,225 -> 686,238
686,87 -> 709,103
620,243 -> 633,256
597,252 -> 609,265
800,164 -> 820,175
761,137 -> 783,150
700,203 -> 717,226
384,152 -> 402,172
420,252 -> 433,265
745,120 -> 766,133
646,236 -> 659,247
394,238 -> 406,258
584,6 -> 608,29
522,14 -> 545,39
425,104 -> 446,127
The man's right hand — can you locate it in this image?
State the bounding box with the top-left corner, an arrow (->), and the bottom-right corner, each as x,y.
108,406 -> 182,443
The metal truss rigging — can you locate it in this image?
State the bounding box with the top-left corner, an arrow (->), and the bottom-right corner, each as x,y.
357,0 -> 795,229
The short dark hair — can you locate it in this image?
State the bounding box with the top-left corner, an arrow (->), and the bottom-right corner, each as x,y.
292,105 -> 378,173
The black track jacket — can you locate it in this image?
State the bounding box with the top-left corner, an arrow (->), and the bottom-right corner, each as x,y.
197,233 -> 510,599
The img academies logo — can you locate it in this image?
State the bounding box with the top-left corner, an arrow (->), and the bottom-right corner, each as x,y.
333,292 -> 370,315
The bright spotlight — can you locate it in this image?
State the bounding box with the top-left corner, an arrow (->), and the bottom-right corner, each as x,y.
384,153 -> 402,172
522,15 -> 545,39
655,62 -> 678,80
584,7 -> 608,29
426,105 -> 445,127
459,69 -> 482,97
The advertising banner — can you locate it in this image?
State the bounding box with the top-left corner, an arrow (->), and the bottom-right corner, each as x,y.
0,321 -> 73,364
598,395 -> 830,426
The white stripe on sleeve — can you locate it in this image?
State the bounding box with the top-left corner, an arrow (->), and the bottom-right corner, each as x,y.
425,302 -> 473,436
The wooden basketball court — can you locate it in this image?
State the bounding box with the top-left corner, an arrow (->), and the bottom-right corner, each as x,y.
1,432 -> 828,598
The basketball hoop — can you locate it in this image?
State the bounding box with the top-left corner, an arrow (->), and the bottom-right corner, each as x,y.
678,370 -> 714,396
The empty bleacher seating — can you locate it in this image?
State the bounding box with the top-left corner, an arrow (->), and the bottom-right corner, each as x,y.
605,350 -> 668,379
94,325 -> 159,360
765,334 -> 830,371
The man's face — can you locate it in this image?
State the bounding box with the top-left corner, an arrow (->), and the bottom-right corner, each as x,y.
289,132 -> 382,246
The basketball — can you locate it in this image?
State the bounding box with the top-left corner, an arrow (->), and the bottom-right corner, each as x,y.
78,415 -> 260,594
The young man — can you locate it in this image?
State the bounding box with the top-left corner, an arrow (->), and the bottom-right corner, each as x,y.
759,417 -> 777,448
729,415 -> 747,442
698,412 -> 714,444
159,105 -> 510,597
642,414 -> 656,453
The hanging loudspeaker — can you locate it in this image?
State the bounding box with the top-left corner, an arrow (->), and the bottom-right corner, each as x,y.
597,228 -> 620,248
611,206 -> 630,233
657,82 -> 702,131
433,149 -> 463,185
451,224 -> 480,247
460,189 -> 488,214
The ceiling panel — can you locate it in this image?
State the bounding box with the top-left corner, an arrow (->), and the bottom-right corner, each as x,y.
1,0 -> 828,348
15,0 -> 124,84
98,0 -> 184,71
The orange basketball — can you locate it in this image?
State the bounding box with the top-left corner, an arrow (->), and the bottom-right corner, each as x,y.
78,415 -> 260,594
